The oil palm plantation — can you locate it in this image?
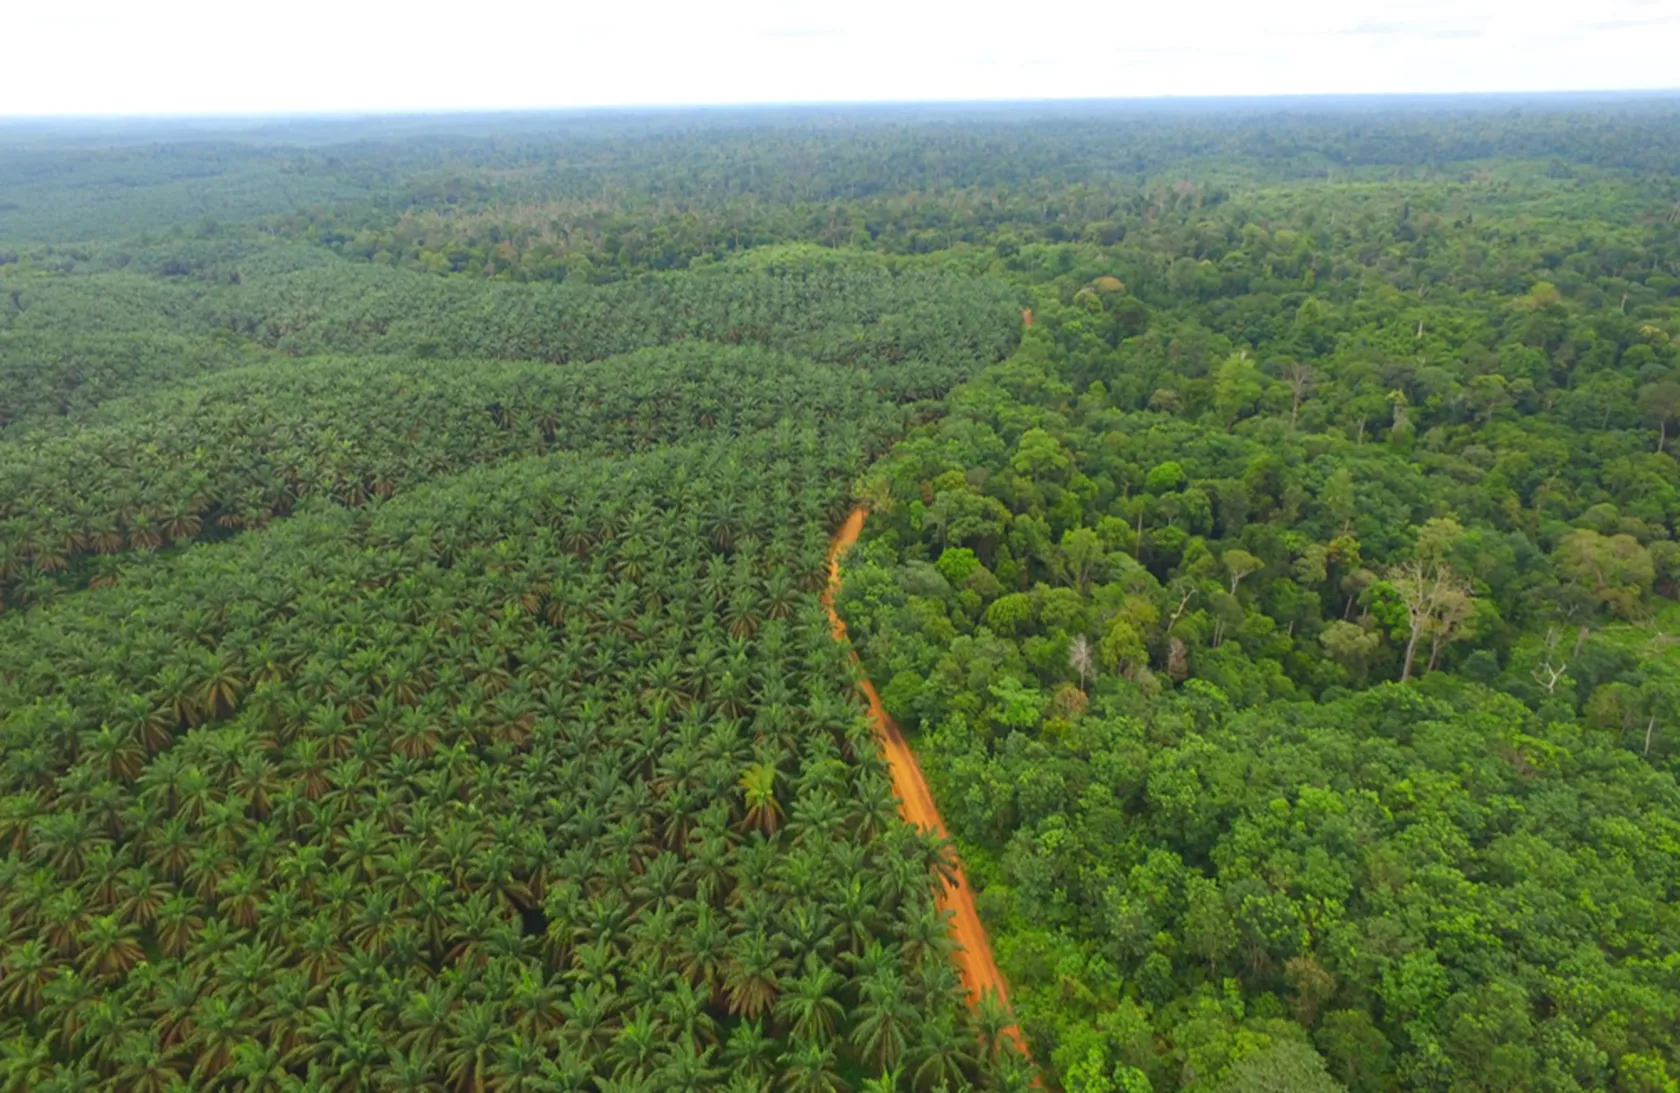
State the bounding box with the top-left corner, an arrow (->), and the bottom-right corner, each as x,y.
0,186 -> 1035,1090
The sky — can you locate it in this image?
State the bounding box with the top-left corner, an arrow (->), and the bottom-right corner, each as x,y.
6,0 -> 1679,117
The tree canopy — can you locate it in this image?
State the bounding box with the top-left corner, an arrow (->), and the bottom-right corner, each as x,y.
5,97 -> 1680,1092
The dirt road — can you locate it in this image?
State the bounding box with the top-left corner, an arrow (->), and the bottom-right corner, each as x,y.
824,507 -> 1028,1058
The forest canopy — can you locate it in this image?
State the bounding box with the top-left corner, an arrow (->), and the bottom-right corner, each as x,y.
3,96 -> 1680,1093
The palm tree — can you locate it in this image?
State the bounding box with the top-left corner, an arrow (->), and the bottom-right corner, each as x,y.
373,1043 -> 443,1093
651,1039 -> 717,1093
847,773 -> 899,841
184,993 -> 248,1085
911,1011 -> 976,1093
788,786 -> 845,847
859,1065 -> 911,1093
107,1030 -> 180,1093
656,975 -> 717,1050
557,981 -> 615,1057
40,970 -> 100,1053
780,900 -> 837,963
989,1055 -> 1039,1093
851,969 -> 915,1070
509,965 -> 565,1039
76,915 -> 144,977
738,762 -> 782,835
900,904 -> 956,969
780,1039 -> 847,1093
442,998 -> 510,1093
972,988 -> 1017,1067
0,939 -> 58,1013
606,1003 -> 661,1082
480,1033 -> 550,1092
722,929 -> 782,1019
32,1058 -> 102,1093
717,1016 -> 775,1083
0,1029 -> 51,1093
774,953 -> 845,1045
301,988 -> 384,1091
398,978 -> 455,1060
71,992 -> 143,1074
676,902 -> 727,989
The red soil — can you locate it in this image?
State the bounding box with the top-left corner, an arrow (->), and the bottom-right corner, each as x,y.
824,507 -> 1029,1059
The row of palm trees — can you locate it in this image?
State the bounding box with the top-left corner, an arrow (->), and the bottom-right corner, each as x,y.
194,251 -> 1019,374
0,425 -> 1031,1091
0,344 -> 911,612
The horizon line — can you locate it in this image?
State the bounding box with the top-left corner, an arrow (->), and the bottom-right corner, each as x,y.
4,87 -> 1680,125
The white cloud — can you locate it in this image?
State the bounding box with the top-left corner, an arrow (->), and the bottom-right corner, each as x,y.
2,0 -> 1676,116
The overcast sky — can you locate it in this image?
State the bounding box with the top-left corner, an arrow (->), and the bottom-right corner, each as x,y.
7,0 -> 1678,116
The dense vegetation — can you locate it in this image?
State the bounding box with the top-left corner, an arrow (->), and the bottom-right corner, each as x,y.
1,429 -> 1034,1091
4,95 -> 1680,1092
0,244 -> 1016,432
0,136 -> 1031,1090
835,111 -> 1680,1091
0,342 -> 940,608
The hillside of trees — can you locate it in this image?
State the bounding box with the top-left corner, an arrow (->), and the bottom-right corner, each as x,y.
3,97 -> 1680,1092
833,107 -> 1680,1091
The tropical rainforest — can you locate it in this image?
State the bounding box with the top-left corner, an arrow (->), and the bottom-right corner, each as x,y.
2,95 -> 1680,1093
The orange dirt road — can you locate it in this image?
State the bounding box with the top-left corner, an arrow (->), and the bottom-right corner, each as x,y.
824,507 -> 1029,1059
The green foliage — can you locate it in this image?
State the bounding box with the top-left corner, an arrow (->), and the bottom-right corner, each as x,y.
1219,1040 -> 1343,1093
0,115 -> 1048,1092
0,427 -> 1019,1089
0,344 -> 903,607
831,97 -> 1680,1092
10,98 -> 1680,1093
